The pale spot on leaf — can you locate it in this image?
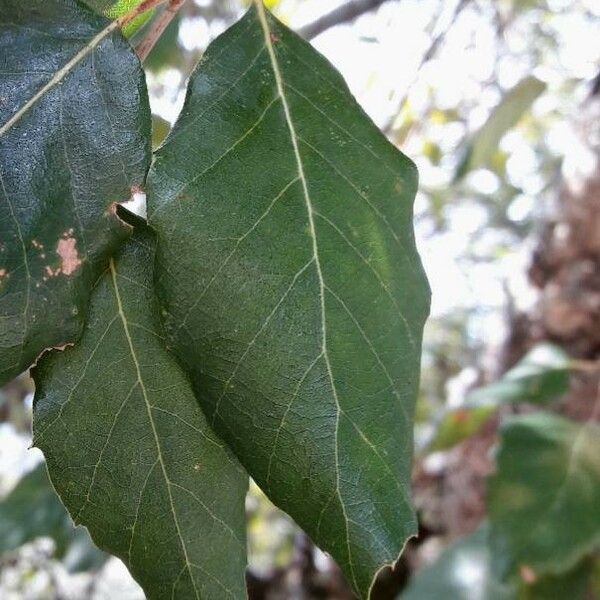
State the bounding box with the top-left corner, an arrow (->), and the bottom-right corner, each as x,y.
56,237 -> 81,275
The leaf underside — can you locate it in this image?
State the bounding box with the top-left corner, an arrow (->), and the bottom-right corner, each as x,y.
149,5 -> 430,597
488,413 -> 600,578
32,213 -> 248,600
0,0 -> 151,385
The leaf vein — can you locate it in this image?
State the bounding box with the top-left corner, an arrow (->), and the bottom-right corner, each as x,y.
254,3 -> 358,590
109,259 -> 201,600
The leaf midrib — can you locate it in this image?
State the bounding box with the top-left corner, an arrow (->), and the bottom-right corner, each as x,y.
0,17 -> 120,136
108,259 -> 202,600
253,2 -> 358,591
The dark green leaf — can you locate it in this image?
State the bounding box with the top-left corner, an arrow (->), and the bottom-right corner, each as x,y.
0,463 -> 106,572
455,76 -> 546,180
488,413 -> 600,578
0,0 -> 151,385
148,5 -> 430,597
32,213 -> 248,599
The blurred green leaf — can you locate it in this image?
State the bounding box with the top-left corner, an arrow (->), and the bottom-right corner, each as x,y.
401,523 -> 597,599
151,114 -> 171,149
426,344 -> 570,452
427,404 -> 496,452
430,108 -> 460,124
466,343 -> 570,406
0,464 -> 106,572
488,413 -> 600,578
522,558 -> 597,600
241,0 -> 281,8
143,13 -> 183,72
455,76 -> 546,180
401,524 -> 515,600
423,140 -> 442,165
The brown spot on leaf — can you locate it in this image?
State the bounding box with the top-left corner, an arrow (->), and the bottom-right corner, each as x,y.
519,565 -> 537,584
452,408 -> 470,424
56,237 -> 81,275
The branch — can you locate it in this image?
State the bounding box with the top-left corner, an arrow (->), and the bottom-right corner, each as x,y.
135,0 -> 186,61
383,0 -> 471,134
298,0 -> 393,40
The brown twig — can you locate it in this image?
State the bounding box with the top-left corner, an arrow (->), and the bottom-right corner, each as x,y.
569,359 -> 600,373
135,0 -> 187,62
297,0 -> 393,40
383,0 -> 471,134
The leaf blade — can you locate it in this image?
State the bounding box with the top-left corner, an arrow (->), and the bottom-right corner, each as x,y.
488,413 -> 600,577
401,524 -> 515,600
0,0 -> 151,384
455,75 -> 546,179
32,214 -> 248,599
148,6 -> 430,597
426,344 -> 571,452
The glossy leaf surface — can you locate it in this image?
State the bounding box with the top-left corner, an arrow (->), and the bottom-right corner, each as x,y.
0,0 -> 151,385
33,213 -> 248,599
149,5 -> 430,596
